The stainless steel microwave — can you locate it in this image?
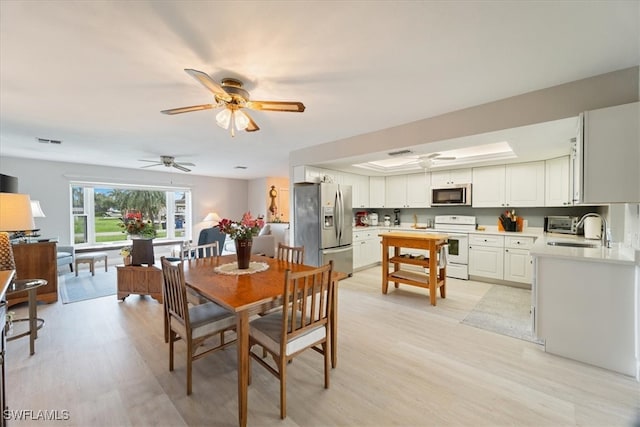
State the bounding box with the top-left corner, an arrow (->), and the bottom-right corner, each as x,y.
431,184 -> 472,206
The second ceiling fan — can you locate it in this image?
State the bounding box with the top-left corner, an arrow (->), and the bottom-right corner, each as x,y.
161,69 -> 306,136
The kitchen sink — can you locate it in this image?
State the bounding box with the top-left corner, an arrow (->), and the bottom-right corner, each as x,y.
547,241 -> 600,248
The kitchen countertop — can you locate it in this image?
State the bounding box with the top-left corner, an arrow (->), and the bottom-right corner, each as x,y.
354,224 -> 543,238
530,234 -> 640,266
354,224 -> 640,265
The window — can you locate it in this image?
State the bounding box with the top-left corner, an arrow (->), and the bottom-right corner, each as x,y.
70,183 -> 191,245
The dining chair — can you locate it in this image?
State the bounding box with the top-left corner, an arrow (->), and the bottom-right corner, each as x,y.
181,241 -> 219,260
160,256 -> 237,395
276,243 -> 305,264
249,260 -> 334,419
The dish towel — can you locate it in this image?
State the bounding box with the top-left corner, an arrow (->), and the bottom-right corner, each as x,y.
423,244 -> 449,274
438,244 -> 449,268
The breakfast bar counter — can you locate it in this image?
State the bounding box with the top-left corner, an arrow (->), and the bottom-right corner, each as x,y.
379,232 -> 449,306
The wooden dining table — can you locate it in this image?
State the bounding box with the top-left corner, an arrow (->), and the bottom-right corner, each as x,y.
182,255 -> 342,427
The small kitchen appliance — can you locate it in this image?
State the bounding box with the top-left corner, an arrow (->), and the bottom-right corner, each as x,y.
383,215 -> 391,227
544,216 -> 580,234
393,209 -> 401,226
583,216 -> 602,240
355,211 -> 369,227
369,213 -> 379,226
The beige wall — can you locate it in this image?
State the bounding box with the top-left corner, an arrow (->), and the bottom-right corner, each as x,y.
290,66 -> 639,167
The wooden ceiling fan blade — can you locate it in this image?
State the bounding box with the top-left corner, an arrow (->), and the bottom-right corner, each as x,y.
246,100 -> 305,112
184,69 -> 232,102
140,163 -> 162,169
243,111 -> 260,132
176,162 -> 195,167
161,104 -> 214,115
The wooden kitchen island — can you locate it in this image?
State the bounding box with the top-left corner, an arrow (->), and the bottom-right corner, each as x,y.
380,232 -> 449,306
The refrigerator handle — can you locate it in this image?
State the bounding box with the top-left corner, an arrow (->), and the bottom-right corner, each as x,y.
337,188 -> 343,241
334,190 -> 341,241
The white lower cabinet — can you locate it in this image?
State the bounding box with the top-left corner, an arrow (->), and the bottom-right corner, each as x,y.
353,229 -> 381,269
504,248 -> 532,283
503,236 -> 534,284
469,244 -> 504,280
469,234 -> 535,284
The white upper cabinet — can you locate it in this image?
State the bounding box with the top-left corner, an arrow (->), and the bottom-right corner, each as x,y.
343,173 -> 369,209
582,102 -> 640,203
473,162 -> 545,207
472,165 -> 506,207
505,161 -> 545,207
545,156 -> 572,206
385,175 -> 407,208
406,173 -> 430,207
385,173 -> 430,208
369,176 -> 386,208
430,168 -> 472,187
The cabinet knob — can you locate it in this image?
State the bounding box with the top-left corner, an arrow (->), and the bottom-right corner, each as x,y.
505,249 -> 509,252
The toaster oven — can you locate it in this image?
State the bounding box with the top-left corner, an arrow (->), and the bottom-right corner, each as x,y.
544,216 -> 580,234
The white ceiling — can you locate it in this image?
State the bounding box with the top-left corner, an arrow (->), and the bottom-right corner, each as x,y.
0,1 -> 638,179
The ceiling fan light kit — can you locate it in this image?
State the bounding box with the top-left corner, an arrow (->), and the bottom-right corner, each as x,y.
161,69 -> 305,137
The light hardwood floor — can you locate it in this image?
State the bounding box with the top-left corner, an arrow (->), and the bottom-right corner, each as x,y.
6,266 -> 639,426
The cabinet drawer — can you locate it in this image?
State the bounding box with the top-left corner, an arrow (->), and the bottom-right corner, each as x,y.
505,236 -> 535,249
469,234 -> 504,248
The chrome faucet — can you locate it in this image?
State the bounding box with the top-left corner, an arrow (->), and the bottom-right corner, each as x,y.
577,213 -> 611,248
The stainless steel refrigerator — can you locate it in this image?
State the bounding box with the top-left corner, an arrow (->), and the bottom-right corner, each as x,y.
293,182 -> 353,275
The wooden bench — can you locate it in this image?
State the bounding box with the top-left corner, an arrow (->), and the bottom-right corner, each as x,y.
75,252 -> 108,276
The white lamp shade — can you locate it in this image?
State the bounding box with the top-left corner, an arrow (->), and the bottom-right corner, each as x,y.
0,193 -> 35,231
30,200 -> 46,218
234,110 -> 250,130
203,212 -> 221,225
216,108 -> 232,129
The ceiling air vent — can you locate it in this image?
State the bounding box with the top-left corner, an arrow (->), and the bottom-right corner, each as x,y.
36,137 -> 62,144
387,149 -> 412,156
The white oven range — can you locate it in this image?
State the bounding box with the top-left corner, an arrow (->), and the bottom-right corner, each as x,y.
429,215 -> 476,280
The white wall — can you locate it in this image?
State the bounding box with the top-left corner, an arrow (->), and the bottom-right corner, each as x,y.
1,157 -> 248,245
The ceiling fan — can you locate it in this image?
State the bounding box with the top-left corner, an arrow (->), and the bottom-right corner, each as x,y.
161,69 -> 306,137
138,156 -> 195,172
418,153 -> 456,169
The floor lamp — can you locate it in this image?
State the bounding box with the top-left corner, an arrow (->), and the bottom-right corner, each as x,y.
0,193 -> 35,270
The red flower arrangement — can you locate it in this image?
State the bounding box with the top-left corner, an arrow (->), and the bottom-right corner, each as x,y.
217,212 -> 264,240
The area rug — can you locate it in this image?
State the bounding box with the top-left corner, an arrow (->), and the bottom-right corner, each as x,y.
461,285 -> 541,344
59,269 -> 117,304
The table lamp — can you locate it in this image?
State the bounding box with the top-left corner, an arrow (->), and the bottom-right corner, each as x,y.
203,212 -> 221,226
30,200 -> 46,218
0,193 -> 34,268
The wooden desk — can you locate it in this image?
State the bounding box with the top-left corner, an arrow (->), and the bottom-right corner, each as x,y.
379,232 -> 449,306
183,255 -> 340,427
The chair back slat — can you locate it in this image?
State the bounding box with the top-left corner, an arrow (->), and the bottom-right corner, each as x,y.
277,243 -> 305,264
161,257 -> 190,327
181,242 -> 219,260
281,261 -> 333,345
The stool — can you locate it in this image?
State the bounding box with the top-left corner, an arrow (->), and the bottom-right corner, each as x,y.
75,252 -> 108,276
